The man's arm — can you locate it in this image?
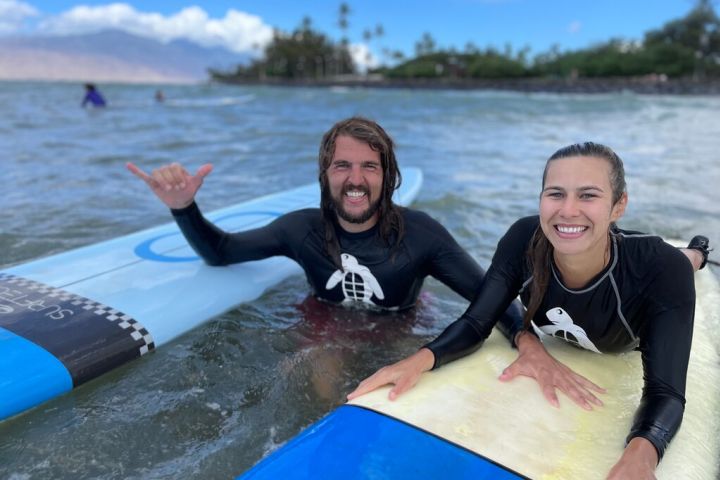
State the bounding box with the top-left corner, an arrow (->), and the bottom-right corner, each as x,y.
171,202 -> 289,265
128,162 -> 289,265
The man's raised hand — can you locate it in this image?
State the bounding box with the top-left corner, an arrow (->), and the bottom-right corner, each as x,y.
127,162 -> 213,209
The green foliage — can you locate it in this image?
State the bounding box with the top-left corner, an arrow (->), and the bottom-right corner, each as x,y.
467,53 -> 529,78
212,0 -> 720,82
386,53 -> 446,78
531,1 -> 719,79
386,50 -> 529,79
532,40 -> 646,77
645,1 -> 720,52
643,0 -> 720,77
214,18 -> 354,80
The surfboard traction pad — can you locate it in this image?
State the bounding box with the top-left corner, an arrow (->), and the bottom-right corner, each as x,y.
0,273 -> 154,386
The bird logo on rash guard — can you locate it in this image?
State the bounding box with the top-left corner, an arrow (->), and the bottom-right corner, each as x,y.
325,253 -> 385,305
531,307 -> 601,353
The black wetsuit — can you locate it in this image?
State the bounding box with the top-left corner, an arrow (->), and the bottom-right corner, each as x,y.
172,202 -> 523,335
427,215 -> 695,459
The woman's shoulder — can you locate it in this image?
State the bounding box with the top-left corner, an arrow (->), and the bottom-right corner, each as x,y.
615,229 -> 682,259
615,229 -> 694,282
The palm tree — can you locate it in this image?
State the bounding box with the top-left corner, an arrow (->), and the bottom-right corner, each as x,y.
338,2 -> 351,46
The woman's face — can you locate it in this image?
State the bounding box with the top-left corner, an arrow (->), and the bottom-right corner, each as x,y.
539,155 -> 627,261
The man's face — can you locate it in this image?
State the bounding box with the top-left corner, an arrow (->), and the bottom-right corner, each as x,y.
327,135 -> 384,232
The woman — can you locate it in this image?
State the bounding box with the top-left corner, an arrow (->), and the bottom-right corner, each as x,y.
348,142 -> 710,479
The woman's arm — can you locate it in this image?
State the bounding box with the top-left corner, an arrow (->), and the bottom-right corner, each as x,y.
612,249 -> 695,476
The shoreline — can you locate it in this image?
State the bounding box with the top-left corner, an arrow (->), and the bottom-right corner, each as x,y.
212,76 -> 720,95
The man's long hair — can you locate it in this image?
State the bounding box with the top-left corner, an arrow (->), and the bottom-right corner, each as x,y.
318,117 -> 404,268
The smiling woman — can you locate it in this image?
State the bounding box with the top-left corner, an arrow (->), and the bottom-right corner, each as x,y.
349,141 -> 707,479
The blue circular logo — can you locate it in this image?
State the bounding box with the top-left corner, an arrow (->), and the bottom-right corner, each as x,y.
134,210 -> 282,262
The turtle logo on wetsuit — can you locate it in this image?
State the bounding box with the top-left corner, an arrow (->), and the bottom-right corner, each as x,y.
531,307 -> 601,353
325,253 -> 385,305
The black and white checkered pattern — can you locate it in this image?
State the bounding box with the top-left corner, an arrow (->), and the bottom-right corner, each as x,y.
0,273 -> 155,355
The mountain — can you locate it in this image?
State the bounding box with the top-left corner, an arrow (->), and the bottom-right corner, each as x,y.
0,30 -> 251,84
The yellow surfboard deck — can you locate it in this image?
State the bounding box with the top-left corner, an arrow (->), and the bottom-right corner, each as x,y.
350,267 -> 720,479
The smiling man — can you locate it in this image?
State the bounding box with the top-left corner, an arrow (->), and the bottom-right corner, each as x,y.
326,135 -> 384,230
127,116 -> 606,408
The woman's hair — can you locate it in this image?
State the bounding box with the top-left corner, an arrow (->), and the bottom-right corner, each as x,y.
318,116 -> 404,267
523,142 -> 626,328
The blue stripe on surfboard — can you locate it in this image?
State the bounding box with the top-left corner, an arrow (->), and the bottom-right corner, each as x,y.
239,405 -> 527,480
0,326 -> 72,420
133,210 -> 284,262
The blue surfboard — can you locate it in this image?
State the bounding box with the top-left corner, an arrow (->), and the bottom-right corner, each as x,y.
0,168 -> 424,422
239,405 -> 526,480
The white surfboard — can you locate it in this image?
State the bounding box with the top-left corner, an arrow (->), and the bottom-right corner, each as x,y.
348,265 -> 720,479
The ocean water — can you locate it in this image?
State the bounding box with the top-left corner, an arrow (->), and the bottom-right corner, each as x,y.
1,81 -> 718,478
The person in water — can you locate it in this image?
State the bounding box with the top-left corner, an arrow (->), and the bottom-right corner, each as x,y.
81,83 -> 107,108
127,117 -> 610,407
348,142 -> 710,479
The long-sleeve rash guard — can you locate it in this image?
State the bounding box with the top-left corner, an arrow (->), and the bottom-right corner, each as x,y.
171,202 -> 523,339
426,215 -> 695,460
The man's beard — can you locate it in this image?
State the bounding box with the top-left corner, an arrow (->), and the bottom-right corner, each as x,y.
332,185 -> 382,225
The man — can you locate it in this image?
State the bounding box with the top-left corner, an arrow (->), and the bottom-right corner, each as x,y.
127,116 -> 604,408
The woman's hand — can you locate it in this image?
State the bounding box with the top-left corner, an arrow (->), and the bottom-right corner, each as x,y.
499,332 -> 606,410
347,348 -> 435,401
606,437 -> 658,479
127,162 -> 213,210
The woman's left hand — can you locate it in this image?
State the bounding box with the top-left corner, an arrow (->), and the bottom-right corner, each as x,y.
606,437 -> 658,479
499,332 -> 606,410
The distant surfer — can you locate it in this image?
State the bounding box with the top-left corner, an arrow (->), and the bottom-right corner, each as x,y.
349,142 -> 710,478
127,117 -> 598,405
81,83 -> 106,108
154,90 -> 164,103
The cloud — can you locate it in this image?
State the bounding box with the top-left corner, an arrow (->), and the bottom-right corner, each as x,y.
349,43 -> 379,72
0,0 -> 38,34
37,3 -> 273,54
567,21 -> 582,34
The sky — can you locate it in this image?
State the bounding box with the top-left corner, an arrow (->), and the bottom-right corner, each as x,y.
0,0 -> 701,66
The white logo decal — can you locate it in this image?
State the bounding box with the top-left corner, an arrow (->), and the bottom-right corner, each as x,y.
325,253 -> 385,305
531,307 -> 601,353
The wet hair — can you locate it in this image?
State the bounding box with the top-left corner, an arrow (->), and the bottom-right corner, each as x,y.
523,142 -> 626,328
318,116 -> 404,267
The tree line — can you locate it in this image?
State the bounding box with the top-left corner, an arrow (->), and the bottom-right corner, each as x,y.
211,1 -> 720,82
